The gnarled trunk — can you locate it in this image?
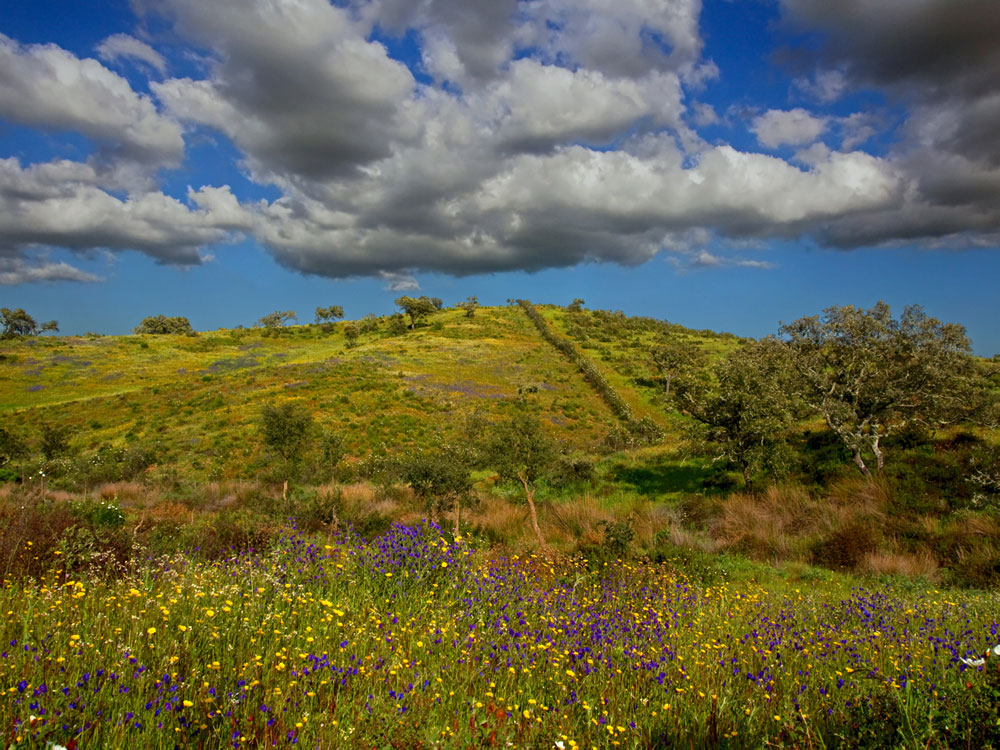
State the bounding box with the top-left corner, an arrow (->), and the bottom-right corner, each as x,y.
518,471 -> 547,550
852,450 -> 872,479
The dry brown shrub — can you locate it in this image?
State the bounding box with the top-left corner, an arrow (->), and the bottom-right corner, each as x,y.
546,495 -> 613,542
147,502 -> 194,524
861,550 -> 939,579
713,486 -> 814,561
340,482 -> 377,510
200,480 -> 246,509
662,525 -> 722,553
96,481 -> 148,506
812,520 -> 882,570
951,514 -> 1000,539
472,496 -> 531,545
827,475 -> 892,514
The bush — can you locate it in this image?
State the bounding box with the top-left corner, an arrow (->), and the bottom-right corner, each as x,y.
40,422 -> 73,460
387,314 -> 408,336
259,402 -> 314,465
78,444 -> 158,485
69,497 -> 126,529
133,315 -> 194,334
812,520 -> 881,570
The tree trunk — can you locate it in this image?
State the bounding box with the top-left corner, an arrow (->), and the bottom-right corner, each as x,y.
453,496 -> 460,536
664,373 -> 672,399
518,472 -> 547,550
872,436 -> 885,473
740,461 -> 754,493
852,450 -> 872,479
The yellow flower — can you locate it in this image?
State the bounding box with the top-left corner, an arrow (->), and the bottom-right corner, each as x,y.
147,627 -> 157,635
183,700 -> 194,707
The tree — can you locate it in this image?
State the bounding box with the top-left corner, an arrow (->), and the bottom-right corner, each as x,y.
257,310 -> 297,328
483,411 -> 559,549
567,298 -> 585,312
676,338 -> 795,492
259,401 -> 314,466
401,448 -> 473,532
0,427 -> 28,468
430,297 -> 444,311
459,296 -> 479,318
343,322 -> 360,347
358,314 -> 379,334
387,313 -> 408,336
394,296 -> 437,329
133,315 -> 194,334
40,423 -> 73,460
650,338 -> 705,400
315,306 -> 344,324
781,302 -> 979,477
1,308 -> 57,338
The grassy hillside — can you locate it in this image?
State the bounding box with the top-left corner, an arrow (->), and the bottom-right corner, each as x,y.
1,303 -> 998,589
1,306 -> 666,482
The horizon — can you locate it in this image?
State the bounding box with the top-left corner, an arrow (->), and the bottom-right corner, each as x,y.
1,1 -> 998,354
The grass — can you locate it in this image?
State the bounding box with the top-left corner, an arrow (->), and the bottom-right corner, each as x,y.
0,308 -> 632,483
2,303 -> 1000,745
3,522 -> 1000,748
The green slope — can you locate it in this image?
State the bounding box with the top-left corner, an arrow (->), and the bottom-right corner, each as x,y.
3,306 -> 716,481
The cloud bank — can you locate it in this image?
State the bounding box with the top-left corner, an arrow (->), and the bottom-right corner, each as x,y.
0,0 -> 996,284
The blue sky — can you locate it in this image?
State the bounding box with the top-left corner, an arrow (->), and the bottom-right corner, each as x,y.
1,0 -> 998,353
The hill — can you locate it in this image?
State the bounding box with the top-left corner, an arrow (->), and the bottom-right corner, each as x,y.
1,301 -> 998,588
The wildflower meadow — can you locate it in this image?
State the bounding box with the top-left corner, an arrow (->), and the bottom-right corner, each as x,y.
4,523 -> 1000,749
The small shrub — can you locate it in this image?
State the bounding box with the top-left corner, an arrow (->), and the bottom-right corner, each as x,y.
812,520 -> 882,571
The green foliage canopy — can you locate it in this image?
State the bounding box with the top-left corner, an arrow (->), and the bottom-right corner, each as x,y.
394,296 -> 437,329
315,306 -> 344,324
677,338 -> 795,491
484,411 -> 560,548
259,402 -> 314,465
133,315 -> 194,335
781,302 -> 980,477
1,308 -> 57,338
257,311 -> 297,329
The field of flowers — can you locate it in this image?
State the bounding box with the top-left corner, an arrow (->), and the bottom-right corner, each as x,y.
4,523 -> 1000,749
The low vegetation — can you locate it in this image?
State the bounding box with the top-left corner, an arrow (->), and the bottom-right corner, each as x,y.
1,298 -> 998,747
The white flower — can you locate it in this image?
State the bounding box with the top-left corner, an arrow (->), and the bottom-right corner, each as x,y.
992,644 -> 1000,657
961,657 -> 986,667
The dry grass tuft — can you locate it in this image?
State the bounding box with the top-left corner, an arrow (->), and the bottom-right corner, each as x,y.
96,481 -> 147,505
861,550 -> 939,579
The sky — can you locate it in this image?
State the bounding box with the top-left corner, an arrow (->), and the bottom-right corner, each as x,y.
0,0 -> 998,353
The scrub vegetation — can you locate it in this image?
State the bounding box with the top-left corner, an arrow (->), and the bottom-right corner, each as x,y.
1,299 -> 999,748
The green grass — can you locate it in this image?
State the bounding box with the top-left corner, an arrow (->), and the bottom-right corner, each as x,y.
0,307 -> 634,483
3,523 -> 1000,749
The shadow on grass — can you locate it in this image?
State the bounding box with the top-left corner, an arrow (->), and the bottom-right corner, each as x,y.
610,456 -> 708,496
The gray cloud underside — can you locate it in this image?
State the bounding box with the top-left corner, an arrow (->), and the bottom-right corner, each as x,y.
0,0 -> 997,283
778,0 -> 1000,244
0,257 -> 102,285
